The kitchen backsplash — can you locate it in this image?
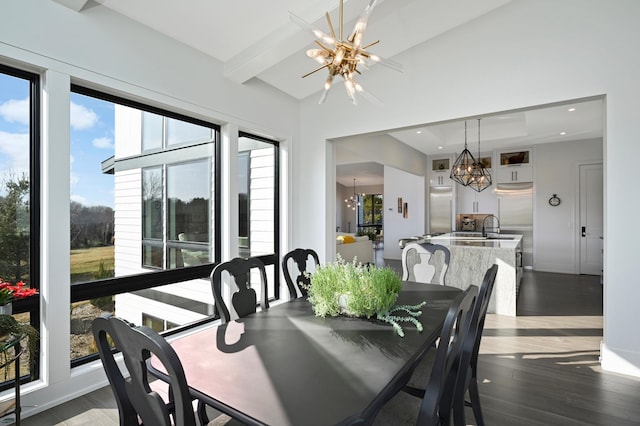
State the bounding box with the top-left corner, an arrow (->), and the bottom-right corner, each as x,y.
455,214 -> 493,232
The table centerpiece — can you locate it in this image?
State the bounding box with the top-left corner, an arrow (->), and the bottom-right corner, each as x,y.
304,255 -> 426,337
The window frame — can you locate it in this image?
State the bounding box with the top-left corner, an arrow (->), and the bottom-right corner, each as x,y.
69,84 -> 222,367
238,132 -> 280,301
0,63 -> 41,388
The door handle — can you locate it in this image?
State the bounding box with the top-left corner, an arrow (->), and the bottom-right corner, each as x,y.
581,226 -> 586,237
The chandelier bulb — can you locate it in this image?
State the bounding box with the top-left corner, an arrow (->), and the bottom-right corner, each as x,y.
325,77 -> 333,90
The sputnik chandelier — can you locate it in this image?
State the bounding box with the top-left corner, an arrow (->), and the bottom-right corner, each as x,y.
345,178 -> 360,211
292,0 -> 402,105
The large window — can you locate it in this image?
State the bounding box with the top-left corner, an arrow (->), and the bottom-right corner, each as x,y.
237,133 -> 280,301
0,64 -> 40,384
358,194 -> 383,226
70,86 -> 220,364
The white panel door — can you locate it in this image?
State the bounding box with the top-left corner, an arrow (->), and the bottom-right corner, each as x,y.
579,163 -> 603,275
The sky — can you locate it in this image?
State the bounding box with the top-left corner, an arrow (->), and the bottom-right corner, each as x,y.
0,72 -> 115,208
69,93 -> 115,208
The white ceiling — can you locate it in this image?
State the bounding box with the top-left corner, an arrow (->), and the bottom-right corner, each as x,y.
61,0 -> 604,186
87,0 -> 512,100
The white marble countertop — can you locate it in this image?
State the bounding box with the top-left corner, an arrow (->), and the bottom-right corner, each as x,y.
424,232 -> 523,249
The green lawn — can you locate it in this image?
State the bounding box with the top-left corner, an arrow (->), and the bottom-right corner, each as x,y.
70,246 -> 114,283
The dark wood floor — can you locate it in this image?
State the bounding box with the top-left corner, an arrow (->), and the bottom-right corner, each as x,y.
21,264 -> 640,425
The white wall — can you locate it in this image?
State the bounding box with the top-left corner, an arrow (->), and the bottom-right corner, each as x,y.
0,0 -> 299,415
534,138 -> 603,273
383,166 -> 425,260
297,0 -> 640,378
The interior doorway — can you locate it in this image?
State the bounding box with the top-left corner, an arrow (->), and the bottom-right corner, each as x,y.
579,163 -> 603,275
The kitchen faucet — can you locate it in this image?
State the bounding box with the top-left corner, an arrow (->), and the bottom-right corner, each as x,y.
482,214 -> 501,237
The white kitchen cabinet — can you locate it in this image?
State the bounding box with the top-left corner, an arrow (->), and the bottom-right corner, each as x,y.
496,166 -> 533,183
496,149 -> 533,183
429,155 -> 452,186
456,183 -> 497,215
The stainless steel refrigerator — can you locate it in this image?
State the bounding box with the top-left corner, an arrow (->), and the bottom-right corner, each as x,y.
497,182 -> 533,268
429,186 -> 453,234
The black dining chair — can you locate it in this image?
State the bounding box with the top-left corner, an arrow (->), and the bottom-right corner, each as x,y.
282,248 -> 320,299
401,242 -> 451,285
373,285 -> 478,426
92,315 -> 199,426
210,257 -> 269,324
452,264 -> 498,426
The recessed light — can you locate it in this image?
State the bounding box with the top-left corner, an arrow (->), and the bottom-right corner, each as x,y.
568,107 -> 576,112
560,131 -> 567,135
438,146 -> 443,150
416,130 -> 422,134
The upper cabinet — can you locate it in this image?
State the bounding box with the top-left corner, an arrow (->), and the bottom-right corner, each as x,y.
429,155 -> 453,186
495,149 -> 533,183
457,183 -> 497,215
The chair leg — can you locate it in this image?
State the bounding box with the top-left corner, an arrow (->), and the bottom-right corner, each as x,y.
468,378 -> 485,426
197,401 -> 210,425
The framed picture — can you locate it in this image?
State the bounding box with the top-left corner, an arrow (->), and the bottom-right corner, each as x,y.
397,197 -> 403,213
403,202 -> 408,218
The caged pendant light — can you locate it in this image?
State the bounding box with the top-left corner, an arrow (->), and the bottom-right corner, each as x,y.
467,118 -> 493,192
450,121 -> 477,186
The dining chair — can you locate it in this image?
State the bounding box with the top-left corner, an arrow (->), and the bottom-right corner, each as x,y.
401,242 -> 451,285
373,285 -> 478,426
282,248 -> 320,299
451,264 -> 498,426
210,257 -> 269,324
92,315 -> 198,426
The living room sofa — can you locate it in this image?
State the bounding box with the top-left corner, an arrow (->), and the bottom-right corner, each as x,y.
336,232 -> 374,264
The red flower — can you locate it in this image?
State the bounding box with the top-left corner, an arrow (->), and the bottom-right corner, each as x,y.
0,279 -> 39,305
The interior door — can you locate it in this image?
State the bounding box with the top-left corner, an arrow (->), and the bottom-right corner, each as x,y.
579,163 -> 603,275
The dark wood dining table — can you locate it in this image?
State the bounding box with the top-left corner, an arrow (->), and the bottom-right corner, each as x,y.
149,282 -> 461,425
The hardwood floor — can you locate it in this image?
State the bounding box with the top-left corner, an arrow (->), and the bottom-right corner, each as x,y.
21,265 -> 640,425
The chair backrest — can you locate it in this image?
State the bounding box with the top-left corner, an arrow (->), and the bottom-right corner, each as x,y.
211,257 -> 269,324
92,316 -> 196,426
453,264 -> 498,403
401,242 -> 451,285
282,248 -> 320,299
417,285 -> 478,426
453,264 -> 498,424
467,264 -> 498,371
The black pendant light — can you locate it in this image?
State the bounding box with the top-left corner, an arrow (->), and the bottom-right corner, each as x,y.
468,118 -> 492,192
450,121 -> 476,186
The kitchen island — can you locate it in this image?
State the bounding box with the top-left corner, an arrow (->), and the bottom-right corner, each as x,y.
422,232 -> 523,316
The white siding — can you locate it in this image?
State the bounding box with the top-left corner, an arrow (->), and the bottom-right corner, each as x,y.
249,147 -> 275,257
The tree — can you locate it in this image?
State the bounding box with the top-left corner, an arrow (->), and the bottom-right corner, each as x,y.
0,173 -> 30,283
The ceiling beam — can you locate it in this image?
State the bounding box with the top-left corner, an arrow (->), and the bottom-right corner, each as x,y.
223,0 -> 367,85
50,0 -> 93,12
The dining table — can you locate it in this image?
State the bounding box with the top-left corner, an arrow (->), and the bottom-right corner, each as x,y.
149,282 -> 462,425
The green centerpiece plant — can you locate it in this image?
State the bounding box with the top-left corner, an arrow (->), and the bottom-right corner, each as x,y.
304,255 -> 427,337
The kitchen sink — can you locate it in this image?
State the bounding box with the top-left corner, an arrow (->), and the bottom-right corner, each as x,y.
485,235 -> 516,240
